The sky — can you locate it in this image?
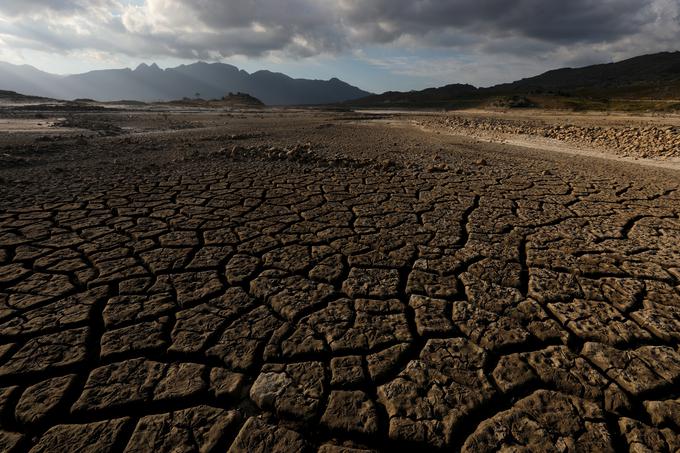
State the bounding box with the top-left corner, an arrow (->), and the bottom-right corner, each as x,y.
0,0 -> 678,93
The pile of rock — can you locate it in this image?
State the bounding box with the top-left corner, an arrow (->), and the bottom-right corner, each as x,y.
423,116 -> 680,159
0,153 -> 31,167
541,125 -> 680,159
212,143 -> 319,162
209,143 -> 406,171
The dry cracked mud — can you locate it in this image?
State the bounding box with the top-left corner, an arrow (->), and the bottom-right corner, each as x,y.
0,108 -> 679,452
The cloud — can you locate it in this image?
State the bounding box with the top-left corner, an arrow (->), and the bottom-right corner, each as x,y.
0,0 -> 350,59
340,0 -> 656,44
0,0 -> 678,85
0,0 -> 107,16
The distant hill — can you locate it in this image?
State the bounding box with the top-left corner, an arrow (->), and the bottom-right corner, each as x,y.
348,51 -> 680,108
0,61 -> 370,105
0,89 -> 52,102
162,92 -> 265,108
351,84 -> 477,107
489,51 -> 680,98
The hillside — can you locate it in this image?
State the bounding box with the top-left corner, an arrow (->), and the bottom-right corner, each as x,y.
350,84 -> 477,107
491,51 -> 680,97
349,51 -> 680,109
0,89 -> 52,103
162,92 -> 265,108
0,61 -> 370,105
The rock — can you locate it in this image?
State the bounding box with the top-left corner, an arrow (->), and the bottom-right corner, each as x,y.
342,268 -> 400,298
644,398 -> 680,429
30,418 -> 131,453
100,317 -> 167,358
618,417 -> 680,453
330,356 -> 365,387
0,327 -> 89,378
377,338 -> 495,448
71,358 -> 206,414
547,299 -> 652,346
228,417 -> 309,453
366,343 -> 411,382
210,368 -> 246,401
250,362 -> 325,421
125,406 -> 240,453
16,375 -> 78,425
206,305 -> 284,371
0,263 -> 30,284
321,391 -> 379,435
103,293 -> 176,328
0,431 -> 23,452
450,300 -> 530,352
170,288 -> 255,354
427,163 -> 449,173
492,346 -> 631,414
409,295 -> 453,336
462,391 -> 614,452
158,271 -> 223,307
582,342 -> 680,396
631,302 -> 680,342
0,287 -> 107,337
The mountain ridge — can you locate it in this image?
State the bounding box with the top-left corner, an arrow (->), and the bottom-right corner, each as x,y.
0,61 -> 370,105
351,51 -> 680,108
3,51 -> 680,108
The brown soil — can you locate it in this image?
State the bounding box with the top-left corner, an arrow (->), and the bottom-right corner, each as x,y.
0,106 -> 678,452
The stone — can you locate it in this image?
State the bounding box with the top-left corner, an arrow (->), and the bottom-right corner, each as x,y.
16,375 -> 77,425
102,293 -> 176,328
548,299 -> 651,346
71,358 -> 206,414
228,417 -> 309,453
30,418 -> 131,453
377,338 -> 495,448
342,268 -> 400,298
170,287 -> 255,354
124,406 -> 240,453
321,390 -> 379,435
644,398 -> 680,429
462,391 -> 614,452
206,305 -> 284,371
330,356 -> 365,387
250,362 -> 325,421
409,295 -> 453,336
0,327 -> 89,377
618,417 -> 680,453
100,317 -> 167,358
582,342 -> 680,396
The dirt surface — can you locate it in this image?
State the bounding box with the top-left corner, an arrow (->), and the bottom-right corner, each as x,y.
0,107 -> 679,452
412,109 -> 680,160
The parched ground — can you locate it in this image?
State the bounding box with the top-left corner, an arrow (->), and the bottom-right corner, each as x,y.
0,108 -> 679,452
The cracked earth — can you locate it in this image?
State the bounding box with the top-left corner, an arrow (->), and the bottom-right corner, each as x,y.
0,109 -> 679,452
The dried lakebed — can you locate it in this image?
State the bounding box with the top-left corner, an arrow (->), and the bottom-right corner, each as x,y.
0,110 -> 679,452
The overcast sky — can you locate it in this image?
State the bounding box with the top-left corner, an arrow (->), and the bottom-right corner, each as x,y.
0,0 -> 678,92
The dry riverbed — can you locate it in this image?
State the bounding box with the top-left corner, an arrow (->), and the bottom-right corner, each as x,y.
0,106 -> 678,452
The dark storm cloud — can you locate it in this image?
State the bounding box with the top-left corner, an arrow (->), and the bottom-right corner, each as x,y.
0,0 -> 676,66
340,0 -> 655,44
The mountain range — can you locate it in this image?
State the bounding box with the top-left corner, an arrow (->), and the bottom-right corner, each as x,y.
351,51 -> 680,108
0,61 -> 370,105
2,51 -> 680,108
489,51 -> 680,96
